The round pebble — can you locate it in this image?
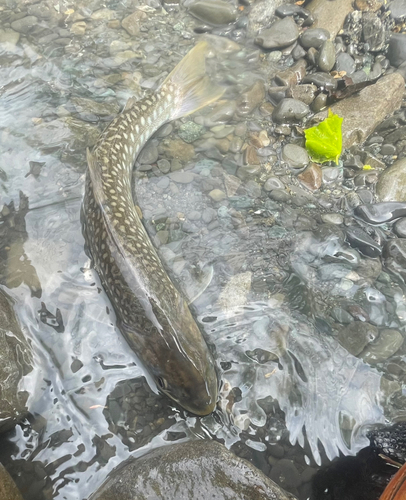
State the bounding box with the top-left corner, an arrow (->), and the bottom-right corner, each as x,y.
300,28 -> 330,49
318,40 -> 336,72
255,17 -> 299,50
282,144 -> 309,169
272,98 -> 310,123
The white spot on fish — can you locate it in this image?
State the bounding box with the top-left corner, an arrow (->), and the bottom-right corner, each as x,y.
141,116 -> 145,126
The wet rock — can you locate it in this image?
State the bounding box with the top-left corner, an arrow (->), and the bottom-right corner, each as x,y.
208,189 -> 227,201
297,163 -> 322,191
272,99 -> 310,124
287,84 -> 317,105
161,138 -> 195,163
189,0 -> 237,26
337,322 -> 378,356
237,80 -> 265,116
157,159 -> 171,174
345,227 -> 382,258
361,329 -> 404,364
321,213 -> 343,225
318,40 -> 335,72
376,158 -> 406,202
335,52 -> 356,75
270,459 -> 302,491
362,13 -> 385,52
0,464 -> 24,500
389,0 -> 406,19
218,272 -> 252,312
138,144 -> 159,165
264,176 -> 285,192
383,238 -> 406,282
169,171 -> 195,184
90,440 -> 296,500
307,0 -> 354,38
302,72 -> 337,91
394,218 -> 406,237
388,34 -> 406,67
300,28 -> 330,49
0,289 -> 33,433
313,74 -> 405,148
248,0 -> 288,34
10,16 -> 38,34
275,59 -> 307,87
255,17 -> 299,50
203,101 -> 237,127
178,122 -> 205,143
269,189 -> 290,202
355,202 -> 406,224
121,11 -> 147,36
0,28 -> 20,47
282,144 -> 309,169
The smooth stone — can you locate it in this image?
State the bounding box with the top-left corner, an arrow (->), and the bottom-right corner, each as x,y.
0,289 -> 33,433
362,12 -> 385,51
255,17 -> 299,50
121,11 -> 147,36
209,189 -> 227,201
390,0 -> 406,19
156,177 -> 170,189
178,122 -> 205,143
355,202 -> 406,224
203,101 -> 237,127
0,464 -> 24,500
269,189 -> 290,202
318,40 -> 336,72
276,4 -> 311,19
321,213 -> 343,225
237,164 -> 261,181
383,238 -> 406,282
361,329 -> 404,364
189,0 -> 237,26
270,459 -> 302,490
337,322 -> 379,356
335,52 -> 356,75
10,16 -> 38,34
275,59 -> 307,86
376,158 -> 406,202
248,0 -> 289,34
302,72 -> 338,91
264,176 -> 285,191
138,144 -> 159,165
300,28 -> 330,49
307,0 -> 354,38
331,307 -> 354,324
287,84 -> 317,105
272,98 -> 310,124
297,163 -> 322,191
345,226 -> 382,257
0,28 -> 20,46
311,93 -> 327,112
393,217 -> 406,237
202,207 -> 216,223
169,171 -> 195,183
351,69 -> 369,83
157,159 -> 171,174
313,73 -> 405,148
388,33 -> 406,67
292,44 -> 307,60
282,144 -> 309,169
381,144 -> 397,156
268,86 -> 288,105
237,80 -> 266,116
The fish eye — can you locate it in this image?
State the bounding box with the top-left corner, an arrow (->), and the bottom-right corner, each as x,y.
157,376 -> 168,390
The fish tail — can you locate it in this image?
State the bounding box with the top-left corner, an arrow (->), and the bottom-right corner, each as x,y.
161,41 -> 225,120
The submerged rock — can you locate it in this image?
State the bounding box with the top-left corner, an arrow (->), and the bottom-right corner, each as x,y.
0,289 -> 33,434
189,0 -> 237,26
0,464 -> 24,500
355,202 -> 406,224
376,158 -> 406,202
248,0 -> 288,33
90,440 -> 297,500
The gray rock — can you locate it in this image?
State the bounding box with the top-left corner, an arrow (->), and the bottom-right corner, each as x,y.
307,0 -> 354,38
282,144 -> 309,169
189,0 -> 237,26
361,329 -> 404,364
255,17 -> 299,50
376,158 -> 406,202
335,52 -> 356,75
394,217 -> 406,237
313,73 -> 405,148
300,28 -> 330,49
272,99 -> 310,124
10,16 -> 38,34
337,322 -> 379,356
237,80 -> 266,116
157,159 -> 171,174
0,28 -> 20,47
178,122 -> 205,143
0,289 -> 33,433
389,0 -> 406,19
264,176 -> 285,191
362,13 -> 386,51
269,189 -> 290,202
270,459 -> 302,491
169,171 -> 195,184
90,440 -> 296,500
138,144 -> 159,165
287,84 -> 317,105
248,0 -> 288,34
0,464 -> 24,500
318,40 -> 335,72
388,33 -> 406,67
121,11 -> 147,36
302,72 -> 338,91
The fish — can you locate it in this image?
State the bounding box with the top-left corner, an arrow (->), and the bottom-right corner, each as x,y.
81,42 -> 224,416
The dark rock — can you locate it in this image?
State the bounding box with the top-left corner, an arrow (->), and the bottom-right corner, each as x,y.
355,202 -> 406,224
0,464 -> 24,500
302,72 -> 338,91
335,52 -> 356,75
287,84 -> 317,105
269,189 -> 290,202
297,163 -> 322,191
282,144 -> 309,168
269,86 -> 288,105
337,322 -> 379,356
237,80 -> 266,116
275,59 -> 307,87
383,238 -> 406,282
189,0 -> 237,26
300,28 -> 330,49
362,13 -> 386,51
264,176 -> 285,191
90,441 -> 296,500
393,217 -> 406,237
318,40 -> 335,72
388,33 -> 406,67
345,226 -> 382,257
10,16 -> 38,34
255,17 -> 299,50
269,459 -> 302,491
389,0 -> 406,19
272,98 -> 310,123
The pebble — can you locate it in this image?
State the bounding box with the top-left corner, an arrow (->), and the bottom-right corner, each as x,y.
11,16 -> 38,34
345,226 -> 382,257
138,144 -> 159,165
337,322 -> 379,356
270,459 -> 302,490
302,72 -> 338,91
321,213 -> 343,225
318,40 -> 336,72
355,202 -> 406,224
389,0 -> 406,19
297,163 -> 322,191
287,84 -> 317,105
376,158 -> 406,202
169,171 -> 195,183
272,98 -> 310,124
203,101 -> 236,127
335,52 -> 356,75
189,0 -> 237,26
300,28 -> 330,49
282,144 -> 309,169
275,59 -> 307,87
237,164 -> 261,181
268,86 -> 288,105
209,189 -> 227,201
388,34 -> 406,67
178,122 -> 205,143
264,177 -> 285,192
0,28 -> 20,46
157,159 -> 171,174
237,80 -> 265,116
362,13 -> 385,52
255,17 -> 299,50
361,329 -> 404,364
311,93 -> 327,112
269,189 -> 290,202
393,218 -> 406,237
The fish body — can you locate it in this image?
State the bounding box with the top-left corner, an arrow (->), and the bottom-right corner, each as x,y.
82,43 -> 223,415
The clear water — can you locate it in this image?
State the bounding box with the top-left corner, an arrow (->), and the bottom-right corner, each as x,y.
0,2 -> 404,499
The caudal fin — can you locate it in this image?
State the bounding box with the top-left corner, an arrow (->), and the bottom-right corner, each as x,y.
161,41 -> 225,120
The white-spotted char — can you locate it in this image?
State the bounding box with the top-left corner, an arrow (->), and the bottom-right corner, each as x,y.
82,42 -> 224,415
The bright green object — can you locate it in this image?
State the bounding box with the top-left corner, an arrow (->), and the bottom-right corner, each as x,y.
304,109 -> 343,164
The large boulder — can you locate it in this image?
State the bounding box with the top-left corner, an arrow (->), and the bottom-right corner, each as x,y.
90,440 -> 297,500
0,289 -> 33,434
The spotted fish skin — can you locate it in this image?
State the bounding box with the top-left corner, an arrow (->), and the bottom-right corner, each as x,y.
82,43 -> 223,416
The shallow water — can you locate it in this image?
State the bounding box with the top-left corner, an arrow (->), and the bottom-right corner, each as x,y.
1,1 -> 406,499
